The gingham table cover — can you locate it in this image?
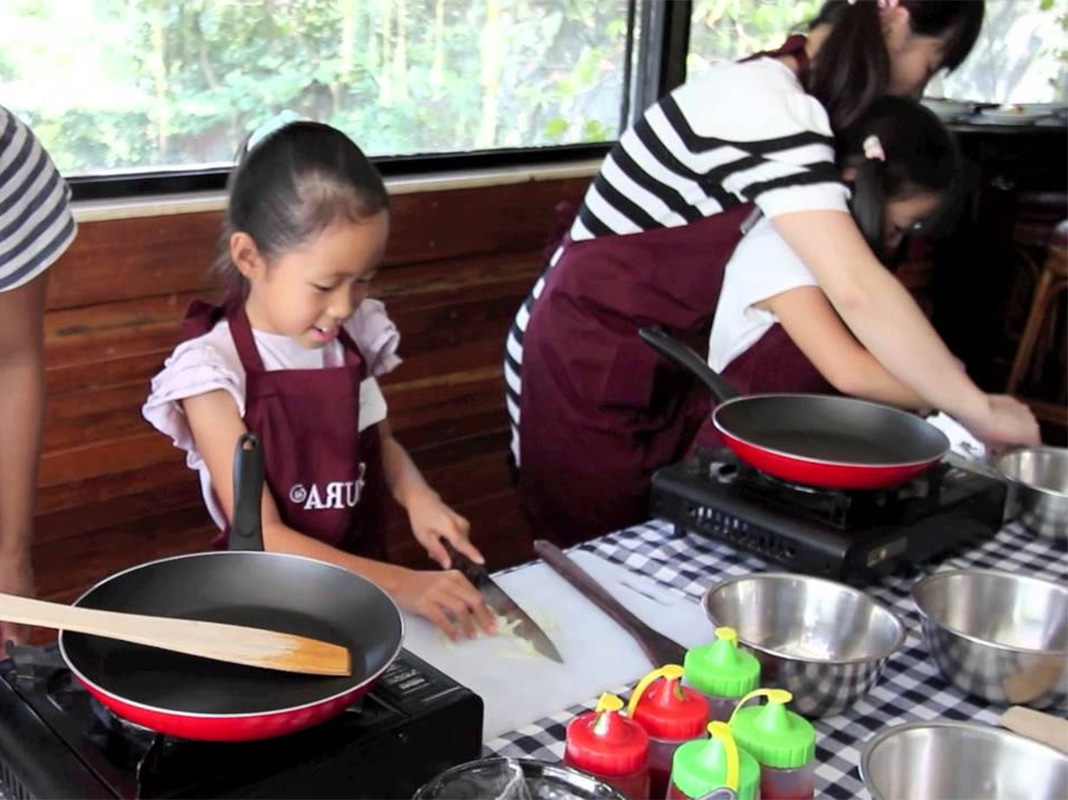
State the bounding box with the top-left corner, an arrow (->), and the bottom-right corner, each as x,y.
482,518 -> 1068,798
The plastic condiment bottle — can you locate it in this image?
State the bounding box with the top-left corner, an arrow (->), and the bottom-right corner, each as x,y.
683,627 -> 761,722
564,692 -> 650,800
627,664 -> 710,799
729,688 -> 816,800
667,721 -> 761,800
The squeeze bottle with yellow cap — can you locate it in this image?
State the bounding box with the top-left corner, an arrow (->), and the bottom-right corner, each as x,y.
628,664 -> 710,798
666,721 -> 761,800
683,627 -> 761,722
729,689 -> 816,800
564,693 -> 650,800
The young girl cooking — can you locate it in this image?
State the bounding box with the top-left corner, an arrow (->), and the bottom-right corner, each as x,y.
507,0 -> 1038,545
704,96 -> 955,413
143,120 -> 494,641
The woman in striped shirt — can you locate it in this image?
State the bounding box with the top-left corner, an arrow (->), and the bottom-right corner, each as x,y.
507,0 -> 1034,545
0,106 -> 77,644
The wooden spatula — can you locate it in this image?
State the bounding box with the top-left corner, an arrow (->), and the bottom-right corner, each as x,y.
0,593 -> 351,677
999,706 -> 1068,754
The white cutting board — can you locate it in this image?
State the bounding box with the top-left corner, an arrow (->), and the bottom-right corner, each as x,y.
402,551 -> 716,740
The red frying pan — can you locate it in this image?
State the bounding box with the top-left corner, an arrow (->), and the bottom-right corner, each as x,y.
640,327 -> 949,489
57,434 -> 404,741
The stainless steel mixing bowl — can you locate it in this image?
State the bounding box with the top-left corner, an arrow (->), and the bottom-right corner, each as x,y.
912,569 -> 1067,708
860,721 -> 1068,799
998,446 -> 1068,542
702,573 -> 905,717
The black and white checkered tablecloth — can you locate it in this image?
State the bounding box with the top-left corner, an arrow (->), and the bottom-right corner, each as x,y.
482,518 -> 1068,798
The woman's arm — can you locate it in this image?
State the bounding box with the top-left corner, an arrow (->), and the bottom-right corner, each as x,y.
378,420 -> 484,568
0,271 -> 50,645
762,286 -> 929,408
181,391 -> 494,639
773,211 -> 1039,446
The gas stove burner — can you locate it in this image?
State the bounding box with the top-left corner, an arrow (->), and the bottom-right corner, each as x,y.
652,449 -> 1006,586
5,642 -> 65,683
0,644 -> 483,799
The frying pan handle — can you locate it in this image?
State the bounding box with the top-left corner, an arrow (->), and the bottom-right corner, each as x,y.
638,326 -> 739,403
230,433 -> 265,552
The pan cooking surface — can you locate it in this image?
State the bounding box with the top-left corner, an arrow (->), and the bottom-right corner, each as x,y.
61,552 -> 401,715
716,395 -> 948,465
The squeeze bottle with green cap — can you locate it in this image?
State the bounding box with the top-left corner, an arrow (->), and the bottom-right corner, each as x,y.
666,721 -> 760,800
729,688 -> 816,800
628,664 -> 710,799
683,627 -> 761,722
564,692 -> 650,800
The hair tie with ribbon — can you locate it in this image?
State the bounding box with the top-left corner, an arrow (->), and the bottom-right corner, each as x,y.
246,109 -> 305,152
862,134 -> 886,162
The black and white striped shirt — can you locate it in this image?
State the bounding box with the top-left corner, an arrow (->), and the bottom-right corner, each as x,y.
506,56 -> 851,464
0,106 -> 77,292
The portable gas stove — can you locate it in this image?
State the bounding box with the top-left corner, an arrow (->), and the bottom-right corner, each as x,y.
0,643 -> 482,799
651,448 -> 1006,586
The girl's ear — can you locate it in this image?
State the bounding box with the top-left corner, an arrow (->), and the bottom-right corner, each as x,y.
230,232 -> 266,281
880,3 -> 911,52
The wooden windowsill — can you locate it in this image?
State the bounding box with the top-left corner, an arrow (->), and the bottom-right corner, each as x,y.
71,160 -> 601,224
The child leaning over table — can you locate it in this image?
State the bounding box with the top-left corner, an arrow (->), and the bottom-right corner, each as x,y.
142,116 -> 494,640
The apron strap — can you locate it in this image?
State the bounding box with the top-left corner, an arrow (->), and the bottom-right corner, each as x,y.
181,300 -> 227,341
226,304 -> 268,374
336,327 -> 367,369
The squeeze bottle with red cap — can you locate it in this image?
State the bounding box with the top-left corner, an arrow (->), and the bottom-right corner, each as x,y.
667,721 -> 761,800
683,627 -> 761,722
564,692 -> 650,800
729,688 -> 816,800
627,664 -> 710,799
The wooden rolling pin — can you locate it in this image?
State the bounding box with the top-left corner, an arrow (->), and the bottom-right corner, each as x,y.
999,706 -> 1068,754
0,593 -> 351,677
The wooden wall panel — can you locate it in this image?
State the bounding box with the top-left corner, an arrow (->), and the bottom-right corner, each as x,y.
31,176 -> 587,611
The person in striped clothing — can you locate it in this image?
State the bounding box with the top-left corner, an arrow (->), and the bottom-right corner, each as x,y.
0,105 -> 78,644
506,1 -> 1036,546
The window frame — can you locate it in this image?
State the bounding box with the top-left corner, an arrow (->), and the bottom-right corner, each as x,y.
65,1 -> 693,202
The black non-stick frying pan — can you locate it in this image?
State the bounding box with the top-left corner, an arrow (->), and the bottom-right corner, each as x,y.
58,434 -> 404,741
639,327 -> 949,489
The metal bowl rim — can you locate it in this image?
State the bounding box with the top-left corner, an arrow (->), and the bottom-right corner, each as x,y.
702,572 -> 907,666
912,568 -> 1068,656
859,720 -> 1068,800
996,446 -> 1068,501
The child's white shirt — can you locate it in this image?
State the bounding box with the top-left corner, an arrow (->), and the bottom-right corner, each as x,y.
708,216 -> 819,372
142,299 -> 400,529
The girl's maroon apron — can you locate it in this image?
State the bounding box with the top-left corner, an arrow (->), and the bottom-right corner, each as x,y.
691,324 -> 836,453
516,36 -> 815,546
183,302 -> 386,557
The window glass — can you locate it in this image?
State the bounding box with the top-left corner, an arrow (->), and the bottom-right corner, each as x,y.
0,0 -> 632,177
687,0 -> 1066,104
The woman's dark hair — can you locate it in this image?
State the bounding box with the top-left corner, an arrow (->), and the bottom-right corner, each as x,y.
216,121 -> 390,300
808,0 -> 984,130
837,96 -> 959,261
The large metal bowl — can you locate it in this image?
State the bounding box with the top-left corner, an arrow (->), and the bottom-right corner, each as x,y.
998,446 -> 1068,542
860,721 -> 1068,799
702,573 -> 905,717
912,569 -> 1068,708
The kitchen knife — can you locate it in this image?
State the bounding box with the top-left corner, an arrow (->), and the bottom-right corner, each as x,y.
445,543 -> 564,663
533,539 -> 687,668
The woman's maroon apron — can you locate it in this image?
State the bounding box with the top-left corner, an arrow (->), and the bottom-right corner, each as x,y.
516,36 -> 820,546
183,302 -> 386,558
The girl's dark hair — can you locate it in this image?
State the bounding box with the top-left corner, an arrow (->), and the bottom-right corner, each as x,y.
808,0 -> 984,130
216,121 -> 390,300
837,96 -> 958,261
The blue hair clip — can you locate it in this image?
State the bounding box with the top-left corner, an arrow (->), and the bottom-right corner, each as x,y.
246,109 -> 305,152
